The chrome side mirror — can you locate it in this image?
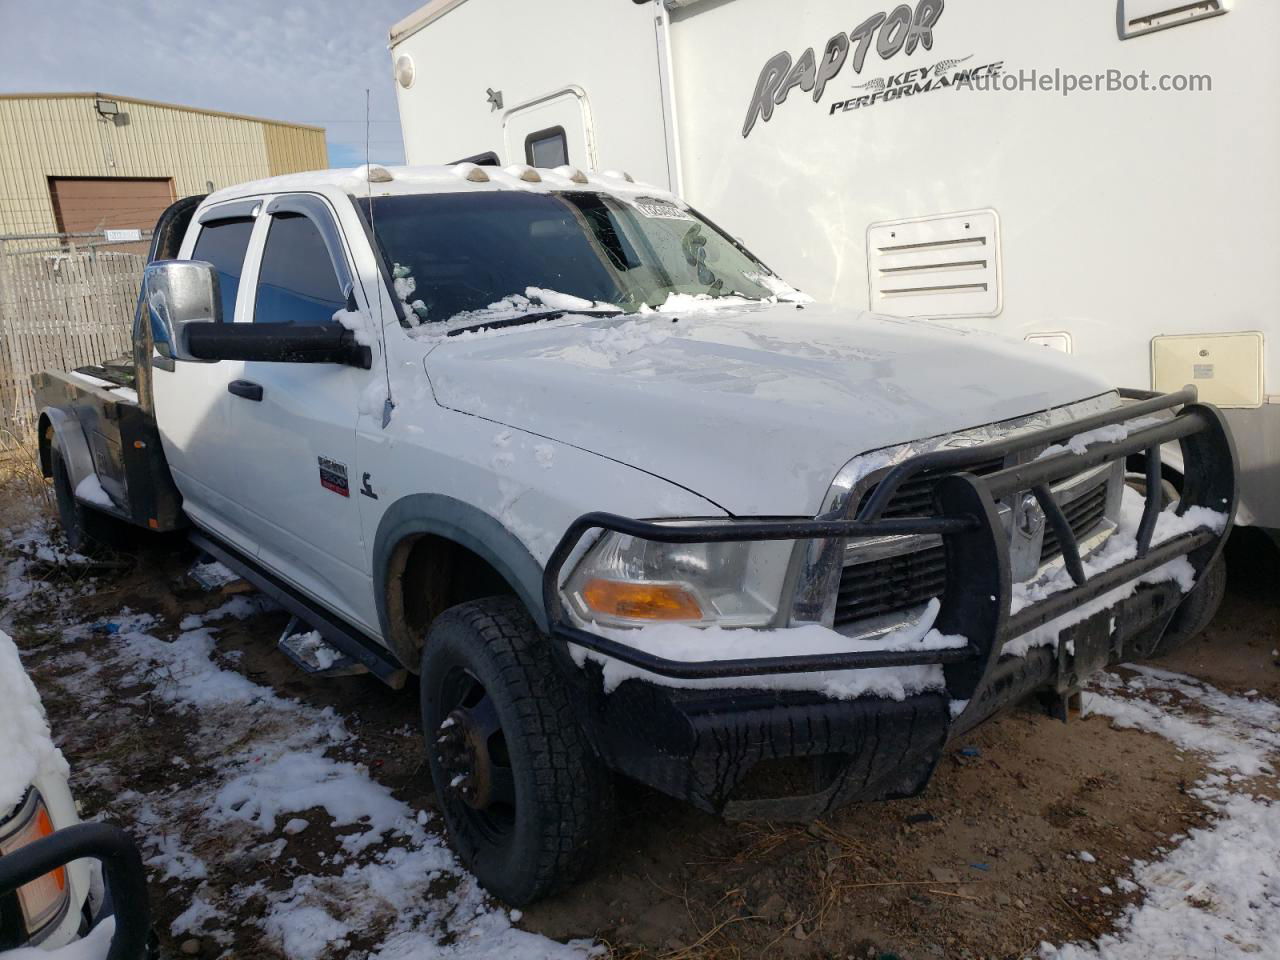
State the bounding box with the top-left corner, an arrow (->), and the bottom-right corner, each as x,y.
143,260 -> 222,363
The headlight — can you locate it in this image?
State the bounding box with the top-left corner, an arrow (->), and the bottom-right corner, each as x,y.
0,789 -> 70,940
563,524 -> 793,628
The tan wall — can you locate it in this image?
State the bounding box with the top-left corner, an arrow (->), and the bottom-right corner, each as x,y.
0,93 -> 327,237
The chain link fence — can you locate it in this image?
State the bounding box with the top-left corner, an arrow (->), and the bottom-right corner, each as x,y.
0,231 -> 148,451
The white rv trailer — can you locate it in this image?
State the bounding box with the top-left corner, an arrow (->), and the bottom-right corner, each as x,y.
389,0 -> 1279,535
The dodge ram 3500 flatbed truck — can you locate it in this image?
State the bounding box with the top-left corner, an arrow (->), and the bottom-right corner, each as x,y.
34,163 -> 1236,905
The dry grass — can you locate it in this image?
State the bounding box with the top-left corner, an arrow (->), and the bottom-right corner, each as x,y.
0,430 -> 48,499
0,432 -> 51,528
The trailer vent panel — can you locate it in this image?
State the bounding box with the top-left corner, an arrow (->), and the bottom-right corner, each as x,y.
866,210 -> 1002,318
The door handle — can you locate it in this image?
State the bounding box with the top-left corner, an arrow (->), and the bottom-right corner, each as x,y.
228,380 -> 263,402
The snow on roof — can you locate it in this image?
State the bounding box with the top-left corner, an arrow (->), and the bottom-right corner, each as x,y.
204,164 -> 677,206
0,627 -> 70,815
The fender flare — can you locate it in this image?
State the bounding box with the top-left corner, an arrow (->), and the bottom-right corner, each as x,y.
372,493 -> 549,667
37,406 -> 95,494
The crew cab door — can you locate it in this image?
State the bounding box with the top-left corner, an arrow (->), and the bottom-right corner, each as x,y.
229,194 -> 374,630
152,200 -> 259,553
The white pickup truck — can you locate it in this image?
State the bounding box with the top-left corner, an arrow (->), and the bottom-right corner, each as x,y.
32,163 -> 1237,906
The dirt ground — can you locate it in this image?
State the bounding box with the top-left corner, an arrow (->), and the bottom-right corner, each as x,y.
4,505 -> 1278,959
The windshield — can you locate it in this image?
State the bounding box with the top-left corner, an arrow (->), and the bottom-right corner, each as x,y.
357,190 -> 801,332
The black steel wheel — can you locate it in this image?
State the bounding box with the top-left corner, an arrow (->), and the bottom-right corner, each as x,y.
419,596 -> 614,905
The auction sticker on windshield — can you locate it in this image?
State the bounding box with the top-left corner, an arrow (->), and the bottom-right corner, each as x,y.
631,197 -> 694,221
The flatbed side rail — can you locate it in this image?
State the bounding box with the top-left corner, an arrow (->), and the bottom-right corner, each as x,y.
541,392 -> 1237,695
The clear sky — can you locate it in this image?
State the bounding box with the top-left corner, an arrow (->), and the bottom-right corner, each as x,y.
0,0 -> 411,166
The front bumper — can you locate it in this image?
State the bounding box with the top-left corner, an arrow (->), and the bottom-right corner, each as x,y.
544,389 -> 1237,817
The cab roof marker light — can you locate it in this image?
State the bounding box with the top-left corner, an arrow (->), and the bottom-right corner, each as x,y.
452,162 -> 490,183
552,165 -> 590,185
352,163 -> 395,183
503,164 -> 543,183
602,170 -> 635,183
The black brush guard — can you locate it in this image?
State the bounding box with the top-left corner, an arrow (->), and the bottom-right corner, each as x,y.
0,823 -> 150,959
539,390 -> 1236,818
545,388 -> 1235,699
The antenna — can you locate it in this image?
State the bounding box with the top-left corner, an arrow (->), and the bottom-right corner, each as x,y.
366,87 -> 394,428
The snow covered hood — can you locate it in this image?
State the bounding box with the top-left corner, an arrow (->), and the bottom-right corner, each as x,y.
0,627 -> 70,816
424,303 -> 1116,516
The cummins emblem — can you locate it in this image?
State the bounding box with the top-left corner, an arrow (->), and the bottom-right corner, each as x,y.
741,0 -> 946,138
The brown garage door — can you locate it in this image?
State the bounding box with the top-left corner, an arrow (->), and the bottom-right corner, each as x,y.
48,176 -> 175,237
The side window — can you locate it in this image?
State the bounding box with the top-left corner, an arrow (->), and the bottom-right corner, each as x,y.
254,213 -> 345,326
524,127 -> 568,168
191,217 -> 254,322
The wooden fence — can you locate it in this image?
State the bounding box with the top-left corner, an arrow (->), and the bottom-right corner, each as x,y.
0,232 -> 147,449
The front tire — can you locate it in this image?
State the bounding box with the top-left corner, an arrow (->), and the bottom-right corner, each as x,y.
419,597 -> 614,905
1139,552 -> 1227,660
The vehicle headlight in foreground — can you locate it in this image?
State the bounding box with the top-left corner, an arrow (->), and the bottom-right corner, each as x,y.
564,524 -> 793,628
0,789 -> 70,941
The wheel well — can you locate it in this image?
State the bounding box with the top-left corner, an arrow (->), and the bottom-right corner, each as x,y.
384,533 -> 520,670
1125,453 -> 1184,492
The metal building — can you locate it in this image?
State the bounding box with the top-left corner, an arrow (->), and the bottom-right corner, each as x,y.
0,92 -> 328,237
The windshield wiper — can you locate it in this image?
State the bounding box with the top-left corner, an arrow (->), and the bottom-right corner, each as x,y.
446,308 -> 623,336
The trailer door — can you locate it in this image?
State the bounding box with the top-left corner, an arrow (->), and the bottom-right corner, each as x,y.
503,88 -> 595,170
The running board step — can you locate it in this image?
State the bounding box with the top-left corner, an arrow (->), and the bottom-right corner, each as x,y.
278,616 -> 370,679
189,530 -> 407,689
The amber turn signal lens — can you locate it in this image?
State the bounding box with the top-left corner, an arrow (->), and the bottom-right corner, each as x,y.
33,807 -> 66,892
581,578 -> 703,621
0,795 -> 69,934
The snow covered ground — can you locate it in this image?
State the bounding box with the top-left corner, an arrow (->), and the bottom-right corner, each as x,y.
1,516 -> 1276,959
1,521 -> 597,960
1042,667 -> 1279,959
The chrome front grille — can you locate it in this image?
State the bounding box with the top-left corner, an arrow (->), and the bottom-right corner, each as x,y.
835,542 -> 947,624
1039,480 -> 1108,564
833,462 -> 1117,629
858,457 -> 1006,519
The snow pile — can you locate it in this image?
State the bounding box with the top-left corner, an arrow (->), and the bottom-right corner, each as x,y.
1042,668 -> 1280,959
1034,417 -> 1163,460
68,370 -> 139,405
285,629 -> 342,670
1003,487 -> 1228,657
575,597 -> 966,700
546,316 -> 676,368
390,263 -> 428,325
332,307 -> 375,348
0,627 -> 71,814
408,287 -> 621,339
74,474 -> 114,509
188,559 -> 240,591
742,271 -> 814,303
1,521 -> 93,609
0,916 -> 115,959
1083,667 -> 1279,779
654,292 -> 757,315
